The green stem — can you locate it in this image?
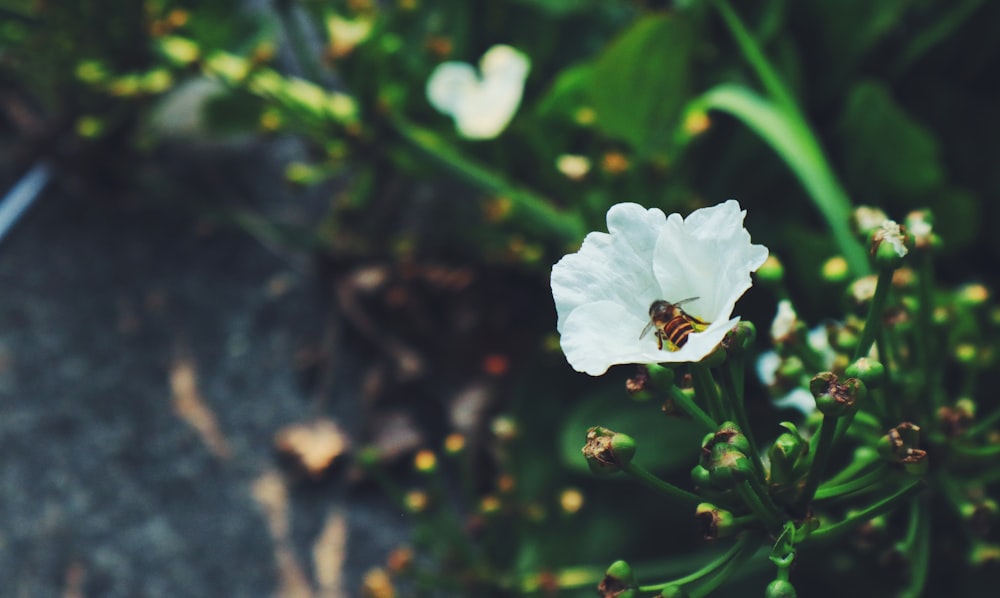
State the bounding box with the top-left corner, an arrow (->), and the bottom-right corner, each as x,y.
689,533 -> 761,597
794,415 -> 838,516
815,464 -> 890,500
964,407 -> 1000,439
900,497 -> 931,598
639,533 -> 759,592
950,443 -> 1000,459
391,118 -> 585,243
821,453 -> 882,488
736,480 -> 782,530
914,251 -> 936,415
834,268 -> 895,444
808,480 -> 926,542
668,384 -> 719,432
621,461 -> 701,506
717,359 -> 766,482
853,268 -> 895,362
691,363 -> 729,423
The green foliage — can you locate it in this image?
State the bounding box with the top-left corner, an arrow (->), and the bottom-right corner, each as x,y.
585,14 -> 695,157
839,82 -> 945,199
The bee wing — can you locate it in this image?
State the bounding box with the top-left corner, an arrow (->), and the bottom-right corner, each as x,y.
639,319 -> 656,340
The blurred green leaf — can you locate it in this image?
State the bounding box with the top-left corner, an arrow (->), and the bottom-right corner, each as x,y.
202,89 -> 266,135
809,0 -> 912,68
560,387 -> 703,475
926,187 -> 980,253
587,13 -> 695,156
839,81 -> 945,199
507,0 -> 598,15
534,63 -> 592,121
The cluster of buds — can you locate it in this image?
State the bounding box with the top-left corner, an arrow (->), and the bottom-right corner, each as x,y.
691,422 -> 754,490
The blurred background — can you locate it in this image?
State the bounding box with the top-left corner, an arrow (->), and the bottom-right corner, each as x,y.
2,0 -> 1000,596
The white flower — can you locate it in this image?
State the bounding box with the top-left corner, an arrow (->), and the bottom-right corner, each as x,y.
551,201 -> 769,375
425,44 -> 530,140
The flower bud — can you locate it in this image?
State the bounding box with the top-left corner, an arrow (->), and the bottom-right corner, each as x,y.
969,543 -> 1000,567
961,498 -> 999,537
757,255 -> 785,285
715,421 -> 751,455
708,444 -> 754,487
905,209 -> 938,250
598,560 -> 636,598
723,321 -> 757,357
769,423 -> 808,487
659,585 -> 690,598
877,422 -> 928,475
690,464 -> 718,490
583,427 -> 636,475
848,275 -> 878,309
869,220 -> 910,270
696,502 -> 738,540
956,283 -> 990,309
765,579 -> 797,598
700,423 -> 750,468
937,398 -> 975,437
809,372 -> 865,418
625,367 -> 652,401
852,206 -> 889,237
844,358 -> 885,389
646,363 -> 676,387
821,256 -> 850,284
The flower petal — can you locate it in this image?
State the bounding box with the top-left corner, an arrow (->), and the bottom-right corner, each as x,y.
653,200 -> 767,323
426,62 -> 477,116
552,203 -> 667,332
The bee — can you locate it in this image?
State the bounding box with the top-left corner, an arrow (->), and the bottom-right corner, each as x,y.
639,297 -> 709,351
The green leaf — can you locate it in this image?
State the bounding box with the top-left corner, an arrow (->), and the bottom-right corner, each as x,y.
586,13 -> 695,155
838,81 -> 946,199
533,62 -> 593,121
559,387 -> 703,475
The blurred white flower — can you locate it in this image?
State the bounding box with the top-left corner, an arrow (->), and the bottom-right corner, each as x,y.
770,299 -> 798,342
426,44 -> 530,140
556,154 -> 591,181
551,201 -> 769,375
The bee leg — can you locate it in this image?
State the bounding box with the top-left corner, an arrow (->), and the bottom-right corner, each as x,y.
655,332 -> 663,351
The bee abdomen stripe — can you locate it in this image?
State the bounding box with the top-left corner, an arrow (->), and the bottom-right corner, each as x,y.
663,318 -> 693,347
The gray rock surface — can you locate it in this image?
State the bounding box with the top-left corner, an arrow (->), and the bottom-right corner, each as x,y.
0,155 -> 406,597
